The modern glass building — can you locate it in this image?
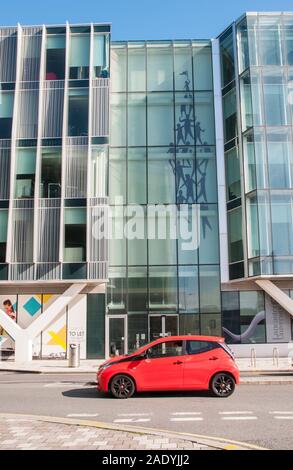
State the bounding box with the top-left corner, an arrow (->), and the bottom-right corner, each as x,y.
0,13 -> 293,362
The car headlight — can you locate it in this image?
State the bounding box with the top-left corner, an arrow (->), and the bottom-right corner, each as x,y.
98,363 -> 113,372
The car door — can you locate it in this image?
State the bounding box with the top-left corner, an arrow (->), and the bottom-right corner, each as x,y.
183,340 -> 221,389
132,340 -> 185,391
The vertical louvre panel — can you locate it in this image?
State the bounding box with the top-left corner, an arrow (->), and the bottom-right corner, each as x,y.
16,83 -> 39,138
65,137 -> 88,198
42,81 -> 65,138
9,263 -> 34,281
20,29 -> 42,82
0,140 -> 11,199
35,263 -> 61,281
88,201 -> 109,277
11,200 -> 34,263
37,199 -> 61,262
0,29 -> 17,83
92,78 -> 110,136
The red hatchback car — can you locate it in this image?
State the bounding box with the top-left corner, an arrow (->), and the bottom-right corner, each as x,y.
97,335 -> 239,399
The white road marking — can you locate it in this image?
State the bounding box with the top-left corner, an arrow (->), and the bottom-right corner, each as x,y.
171,412 -> 202,416
273,416 -> 293,420
67,413 -> 99,418
117,413 -> 152,417
114,418 -> 151,423
219,411 -> 254,415
170,417 -> 203,422
221,416 -> 258,421
270,411 -> 293,414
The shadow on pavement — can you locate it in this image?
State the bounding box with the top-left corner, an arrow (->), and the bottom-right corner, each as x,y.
62,388 -> 214,399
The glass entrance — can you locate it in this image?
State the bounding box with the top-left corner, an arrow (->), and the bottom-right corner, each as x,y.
149,315 -> 179,342
106,316 -> 127,357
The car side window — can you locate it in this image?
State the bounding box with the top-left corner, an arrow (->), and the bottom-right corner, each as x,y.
148,341 -> 184,359
187,341 -> 219,355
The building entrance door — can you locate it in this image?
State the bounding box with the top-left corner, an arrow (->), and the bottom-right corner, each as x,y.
149,314 -> 179,342
106,315 -> 127,358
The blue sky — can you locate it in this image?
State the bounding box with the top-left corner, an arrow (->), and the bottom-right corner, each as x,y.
1,0 -> 293,40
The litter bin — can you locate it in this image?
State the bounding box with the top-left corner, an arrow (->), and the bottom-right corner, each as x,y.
68,343 -> 80,368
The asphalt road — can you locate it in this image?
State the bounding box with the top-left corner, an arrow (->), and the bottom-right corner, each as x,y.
0,372 -> 292,450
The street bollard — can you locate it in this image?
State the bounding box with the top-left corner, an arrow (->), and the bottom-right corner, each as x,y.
68,343 -> 80,368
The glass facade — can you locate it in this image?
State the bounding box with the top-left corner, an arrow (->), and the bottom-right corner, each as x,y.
109,41 -> 220,350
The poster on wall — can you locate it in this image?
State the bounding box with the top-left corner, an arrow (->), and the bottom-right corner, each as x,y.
266,292 -> 292,343
41,295 -> 67,359
0,295 -> 17,352
67,294 -> 87,360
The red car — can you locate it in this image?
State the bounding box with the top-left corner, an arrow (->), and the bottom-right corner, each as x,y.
97,335 -> 239,399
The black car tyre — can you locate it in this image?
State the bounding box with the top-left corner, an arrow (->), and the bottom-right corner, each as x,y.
110,374 -> 135,399
210,373 -> 236,398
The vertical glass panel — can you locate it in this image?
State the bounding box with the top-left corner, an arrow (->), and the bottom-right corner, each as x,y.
258,15 -> 283,66
127,206 -> 147,265
257,190 -> 272,257
199,204 -> 219,264
271,193 -> 293,256
90,146 -> 108,198
267,129 -> 293,189
111,46 -> 127,92
200,313 -> 221,336
227,207 -> 244,263
0,145 -> 10,199
194,92 -> 215,145
40,148 -> 61,198
178,266 -> 199,314
225,147 -> 241,201
20,32 -> 42,81
175,150 -> 196,204
45,34 -> 66,80
15,148 -> 36,199
246,194 -> 260,258
107,267 -> 127,314
179,314 -> 200,335
0,210 -> 8,263
174,44 -> 193,91
193,43 -> 213,91
220,29 -> 235,87
147,44 -> 173,91
250,70 -> 264,126
147,92 -> 174,146
175,93 -> 195,146
199,265 -> 221,314
65,140 -> 87,198
128,44 -> 146,91
243,129 -> 268,192
148,206 -> 177,265
149,266 -> 177,312
128,268 -> 148,312
42,82 -> 64,138
110,93 -> 126,146
240,73 -> 253,131
109,205 -> 126,265
284,16 -> 293,66
17,85 -> 39,139
69,34 -> 90,79
68,88 -> 89,136
128,313 -> 148,352
0,30 -> 17,83
128,148 -> 146,204
237,19 -> 249,74
196,148 -> 218,203
148,147 -> 175,204
93,34 -> 109,78
0,91 -> 14,139
64,208 -> 87,262
177,205 -> 199,265
239,291 -> 265,343
109,148 -> 126,204
223,88 -> 237,143
222,291 -> 240,344
128,93 -> 146,146
263,72 -> 288,126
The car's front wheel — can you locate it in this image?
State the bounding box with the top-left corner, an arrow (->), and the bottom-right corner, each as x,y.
110,374 -> 135,399
210,373 -> 235,397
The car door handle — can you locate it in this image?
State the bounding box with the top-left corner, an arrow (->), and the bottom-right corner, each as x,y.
209,356 -> 219,361
173,360 -> 183,365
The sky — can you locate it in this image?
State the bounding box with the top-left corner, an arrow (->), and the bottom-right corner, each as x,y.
1,0 -> 293,40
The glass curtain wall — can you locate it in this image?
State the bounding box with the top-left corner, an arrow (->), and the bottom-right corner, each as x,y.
109,41 -> 220,351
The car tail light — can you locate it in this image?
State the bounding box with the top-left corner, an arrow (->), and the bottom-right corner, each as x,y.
220,342 -> 235,361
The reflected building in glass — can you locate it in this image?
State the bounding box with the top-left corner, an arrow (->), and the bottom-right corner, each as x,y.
0,13 -> 293,362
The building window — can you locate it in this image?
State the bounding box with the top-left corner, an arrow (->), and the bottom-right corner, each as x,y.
15,148 -> 36,199
69,34 -> 90,80
220,29 -> 235,87
45,34 -> 66,80
0,91 -> 14,139
0,210 -> 8,263
68,89 -> 89,137
64,208 -> 87,262
40,148 -> 61,198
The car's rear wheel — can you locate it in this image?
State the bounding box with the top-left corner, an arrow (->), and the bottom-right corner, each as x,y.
210,373 -> 235,398
110,374 -> 135,399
